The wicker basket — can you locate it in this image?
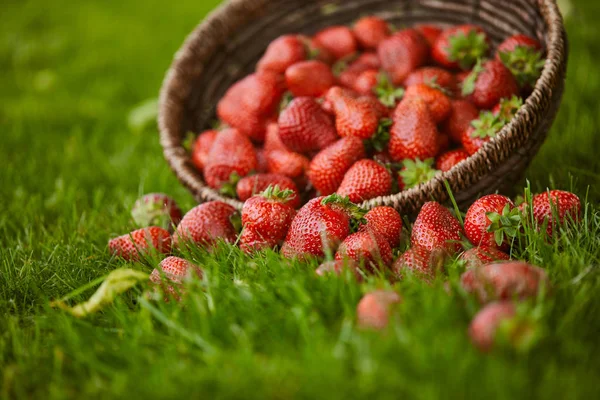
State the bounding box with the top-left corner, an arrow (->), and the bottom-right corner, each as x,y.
158,0 -> 567,215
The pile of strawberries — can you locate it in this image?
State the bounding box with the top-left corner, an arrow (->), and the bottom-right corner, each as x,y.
109,186 -> 580,351
190,18 -> 545,206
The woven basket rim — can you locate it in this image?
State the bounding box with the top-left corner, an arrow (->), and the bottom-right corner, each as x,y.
158,0 -> 567,211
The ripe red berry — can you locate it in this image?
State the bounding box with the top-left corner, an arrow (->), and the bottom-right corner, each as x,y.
464,194 -> 519,250
357,290 -> 402,330
389,98 -> 439,162
432,24 -> 489,70
285,60 -> 335,97
337,159 -> 393,203
313,26 -> 358,60
131,193 -> 183,232
174,201 -> 239,249
149,256 -> 203,302
364,206 -> 403,248
411,201 -> 464,254
459,246 -> 510,269
353,16 -> 391,49
531,190 -> 581,237
335,229 -> 393,271
393,246 -> 445,281
109,227 -> 172,261
203,129 -> 257,190
236,173 -> 300,209
403,83 -> 452,123
441,99 -> 479,143
404,67 -> 457,93
191,129 -> 218,171
414,24 -> 442,47
469,301 -> 516,352
461,60 -> 519,110
315,259 -> 363,281
436,149 -> 469,172
378,29 -> 429,84
328,87 -> 386,139
257,35 -> 307,74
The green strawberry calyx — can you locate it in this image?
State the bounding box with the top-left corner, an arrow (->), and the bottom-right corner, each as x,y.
399,158 -> 439,190
321,194 -> 368,228
219,171 -> 241,198
496,95 -> 523,123
374,73 -> 404,108
331,53 -> 360,76
461,58 -> 485,96
498,45 -> 545,87
486,203 -> 522,247
279,91 -> 294,112
365,117 -> 392,153
260,185 -> 297,203
448,30 -> 489,70
470,111 -> 505,139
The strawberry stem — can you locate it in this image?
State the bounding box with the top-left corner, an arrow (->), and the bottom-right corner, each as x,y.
365,118 -> 392,153
449,30 -> 489,70
486,203 -> 522,246
499,45 -> 545,87
461,58 -> 485,96
374,73 -> 404,107
260,184 -> 296,203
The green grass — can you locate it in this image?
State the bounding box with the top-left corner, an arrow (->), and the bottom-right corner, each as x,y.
1,0 -> 600,398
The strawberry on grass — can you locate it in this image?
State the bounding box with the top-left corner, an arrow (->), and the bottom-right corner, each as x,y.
316,258 -> 363,281
464,194 -> 520,250
393,245 -> 446,282
459,246 -> 510,269
411,201 -> 464,255
335,228 -> 393,272
357,290 -> 402,330
236,173 -> 300,208
109,226 -> 172,262
149,256 -> 203,302
173,201 -> 240,249
530,190 -> 581,237
363,206 -> 403,249
131,193 -> 183,232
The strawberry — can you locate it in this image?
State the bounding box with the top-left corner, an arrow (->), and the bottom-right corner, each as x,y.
131,193 -> 183,232
415,24 -> 442,47
328,87 -> 386,139
257,35 -> 307,74
263,122 -> 289,153
464,194 -> 520,250
203,129 -> 257,190
432,25 -> 489,70
411,201 -> 464,254
378,29 -> 429,84
236,173 -> 300,208
438,133 -> 450,153
239,186 -> 297,253
403,83 -> 452,123
353,16 -> 391,49
393,246 -> 445,281
315,259 -> 362,280
313,26 -> 358,60
531,190 -> 581,237
496,34 -> 544,88
363,206 -> 403,248
217,72 -> 285,141
403,67 -> 457,93
278,97 -> 338,153
469,301 -> 516,352
353,69 -> 380,95
191,129 -> 218,171
308,137 -> 365,196
267,149 -> 310,181
460,261 -> 549,303
436,149 -> 469,172
441,99 -> 479,143
285,60 -> 335,97
389,98 -> 439,162
281,196 -> 353,259
337,159 -> 393,203
149,256 -> 203,302
492,95 -> 522,122
337,53 -> 381,89
173,201 -> 239,248
398,158 -> 439,190
357,290 -> 402,330
335,229 -> 393,271
461,60 -> 519,110
109,227 -> 172,261
255,147 -> 269,173
461,110 -> 505,155
459,246 -> 510,269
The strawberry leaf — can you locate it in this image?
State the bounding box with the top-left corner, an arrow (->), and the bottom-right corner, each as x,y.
461,59 -> 484,96
220,172 -> 241,198
260,184 -> 296,203
470,111 -> 505,139
448,30 -> 489,70
496,95 -> 523,123
374,73 -> 404,107
365,118 -> 392,152
499,45 -> 545,87
399,158 -> 439,189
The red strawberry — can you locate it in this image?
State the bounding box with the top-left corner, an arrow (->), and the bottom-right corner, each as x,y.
285,60 -> 335,97
328,87 -> 385,139
357,290 -> 402,330
255,147 -> 269,173
460,261 -> 549,303
267,149 -> 310,181
469,301 -> 516,352
442,99 -> 479,143
313,26 -> 358,60
217,72 -> 284,141
191,129 -> 218,171
436,149 -> 469,172
131,193 -> 183,232
278,97 -> 338,153
389,98 -> 439,161
461,110 -> 505,155
461,60 -> 519,109
353,16 -> 391,49
393,246 -> 445,281
364,206 -> 403,248
432,25 -> 489,70
239,186 -> 297,253
109,227 -> 172,261
353,69 -> 380,95
338,53 -> 381,89
415,24 -> 442,47
281,196 -> 352,259
308,137 -> 365,196
203,129 -> 257,190
403,67 -> 457,93
257,35 -> 307,74
464,194 -> 519,250
315,259 -> 362,280
459,246 -> 510,269
378,29 -> 429,84
496,34 -> 544,88
337,159 -> 392,203
403,83 -> 452,123
411,201 -> 464,254
149,256 -> 203,302
531,190 -> 581,237
438,133 -> 450,154
236,173 -> 300,208
335,229 -> 393,271
398,158 -> 439,190
263,122 -> 288,154
173,201 -> 239,248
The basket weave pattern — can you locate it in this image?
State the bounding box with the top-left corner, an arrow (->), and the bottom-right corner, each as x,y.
158,0 -> 567,214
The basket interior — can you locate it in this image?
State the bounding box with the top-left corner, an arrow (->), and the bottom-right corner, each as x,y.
182,0 -> 547,137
